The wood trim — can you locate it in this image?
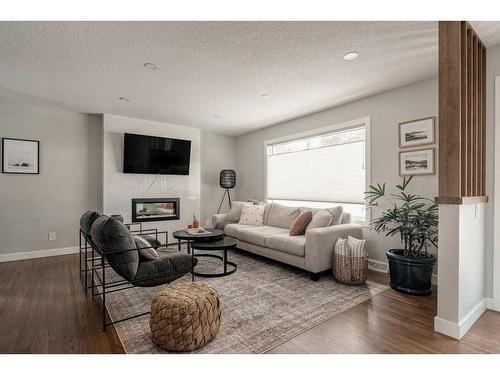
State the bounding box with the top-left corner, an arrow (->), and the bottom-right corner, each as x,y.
439,21 -> 462,199
435,196 -> 488,205
460,21 -> 468,197
438,21 -> 487,204
481,46 -> 487,196
478,44 -> 483,196
466,27 -> 473,196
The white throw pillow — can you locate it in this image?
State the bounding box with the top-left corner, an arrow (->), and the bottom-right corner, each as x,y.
300,206 -> 343,225
133,235 -> 159,260
306,210 -> 333,231
239,204 -> 265,226
347,235 -> 367,257
226,201 -> 252,221
334,237 -> 348,256
327,206 -> 344,226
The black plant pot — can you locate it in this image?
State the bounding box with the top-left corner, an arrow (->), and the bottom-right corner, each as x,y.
386,249 -> 435,296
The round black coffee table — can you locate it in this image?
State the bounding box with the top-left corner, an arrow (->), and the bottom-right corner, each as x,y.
191,238 -> 237,278
172,228 -> 224,252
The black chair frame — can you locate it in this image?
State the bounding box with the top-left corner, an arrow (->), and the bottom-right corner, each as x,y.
79,222 -> 146,291
81,229 -> 192,331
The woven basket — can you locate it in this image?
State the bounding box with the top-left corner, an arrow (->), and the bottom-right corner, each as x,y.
150,282 -> 221,352
333,252 -> 368,286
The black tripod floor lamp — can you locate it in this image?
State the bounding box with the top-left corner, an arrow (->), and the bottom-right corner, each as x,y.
217,169 -> 236,214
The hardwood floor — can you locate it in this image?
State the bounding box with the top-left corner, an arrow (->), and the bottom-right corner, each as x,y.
0,254 -> 123,353
268,272 -> 500,354
1,253 -> 499,354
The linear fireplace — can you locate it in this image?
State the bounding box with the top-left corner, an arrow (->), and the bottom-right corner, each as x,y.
131,198 -> 180,222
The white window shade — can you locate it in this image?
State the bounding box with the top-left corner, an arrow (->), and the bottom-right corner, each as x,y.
266,127 -> 366,205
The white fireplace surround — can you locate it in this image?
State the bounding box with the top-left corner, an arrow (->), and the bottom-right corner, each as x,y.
102,114 -> 201,243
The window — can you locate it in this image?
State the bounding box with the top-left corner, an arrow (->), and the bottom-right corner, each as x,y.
265,119 -> 369,222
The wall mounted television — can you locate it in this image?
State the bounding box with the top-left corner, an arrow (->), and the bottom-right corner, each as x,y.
123,133 -> 191,175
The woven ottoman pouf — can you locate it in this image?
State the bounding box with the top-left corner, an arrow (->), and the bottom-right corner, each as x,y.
150,282 -> 221,352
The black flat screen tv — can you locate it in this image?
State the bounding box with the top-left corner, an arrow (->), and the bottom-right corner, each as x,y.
123,133 -> 191,175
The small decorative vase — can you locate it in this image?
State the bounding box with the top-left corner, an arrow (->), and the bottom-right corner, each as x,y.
192,214 -> 200,228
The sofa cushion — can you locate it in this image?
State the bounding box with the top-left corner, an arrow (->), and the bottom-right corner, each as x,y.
133,250 -> 195,287
224,223 -> 249,238
261,203 -> 271,225
341,212 -> 352,224
307,210 -> 332,231
267,203 -> 301,229
265,234 -> 306,257
327,206 -> 344,225
237,225 -> 289,247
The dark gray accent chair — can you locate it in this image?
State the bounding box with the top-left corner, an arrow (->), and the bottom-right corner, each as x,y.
80,210 -> 162,261
89,215 -> 195,287
110,214 -> 162,249
80,210 -> 102,236
79,210 -> 103,291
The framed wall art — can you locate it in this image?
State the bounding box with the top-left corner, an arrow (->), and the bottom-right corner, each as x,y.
2,137 -> 40,174
399,148 -> 435,176
398,117 -> 435,148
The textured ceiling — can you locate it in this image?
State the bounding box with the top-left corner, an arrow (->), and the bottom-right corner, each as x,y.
0,21 -> 483,136
471,21 -> 500,47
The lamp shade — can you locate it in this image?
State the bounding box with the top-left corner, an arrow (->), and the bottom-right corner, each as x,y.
219,169 -> 236,189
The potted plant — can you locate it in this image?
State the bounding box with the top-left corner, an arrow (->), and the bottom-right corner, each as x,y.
365,175 -> 438,295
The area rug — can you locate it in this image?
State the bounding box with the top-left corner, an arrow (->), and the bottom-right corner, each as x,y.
103,248 -> 389,354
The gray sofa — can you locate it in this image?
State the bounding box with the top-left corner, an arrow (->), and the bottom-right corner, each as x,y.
212,202 -> 363,280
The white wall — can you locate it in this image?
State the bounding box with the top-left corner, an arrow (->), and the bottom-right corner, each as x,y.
435,203 -> 486,339
200,131 -> 237,227
235,78 -> 438,265
458,205 -> 486,319
495,76 -> 500,311
0,99 -> 102,256
485,44 -> 500,301
102,114 -> 201,243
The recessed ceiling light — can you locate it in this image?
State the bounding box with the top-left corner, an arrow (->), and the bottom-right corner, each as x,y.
118,97 -> 131,102
143,62 -> 157,70
260,93 -> 271,98
343,52 -> 359,61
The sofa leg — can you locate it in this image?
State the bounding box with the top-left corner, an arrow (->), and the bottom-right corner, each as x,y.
310,272 -> 320,281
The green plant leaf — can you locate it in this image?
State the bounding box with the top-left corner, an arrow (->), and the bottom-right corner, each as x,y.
367,175 -> 438,257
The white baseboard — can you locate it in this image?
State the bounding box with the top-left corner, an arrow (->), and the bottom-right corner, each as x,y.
434,298 -> 487,339
485,297 -> 500,312
368,258 -> 438,285
0,246 -> 79,263
368,258 -> 389,273
486,297 -> 494,310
